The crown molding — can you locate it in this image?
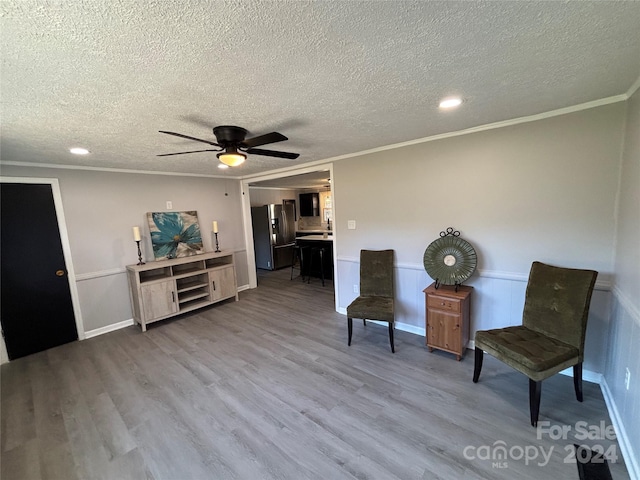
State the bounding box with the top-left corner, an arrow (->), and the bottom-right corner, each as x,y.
0,161 -> 240,179
239,94 -> 629,181
626,74 -> 640,98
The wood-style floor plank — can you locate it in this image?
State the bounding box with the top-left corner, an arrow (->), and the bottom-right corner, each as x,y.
1,269 -> 630,479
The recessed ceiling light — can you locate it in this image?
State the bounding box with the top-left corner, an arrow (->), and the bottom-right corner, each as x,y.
218,164 -> 229,169
69,147 -> 90,155
439,97 -> 463,109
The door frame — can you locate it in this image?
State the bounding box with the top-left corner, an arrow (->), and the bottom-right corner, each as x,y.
240,162 -> 340,313
0,176 -> 85,363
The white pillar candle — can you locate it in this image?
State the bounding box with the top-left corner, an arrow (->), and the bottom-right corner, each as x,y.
133,226 -> 141,241
212,221 -> 219,233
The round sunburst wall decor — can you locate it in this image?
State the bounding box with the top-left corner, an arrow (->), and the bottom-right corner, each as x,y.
423,227 -> 477,289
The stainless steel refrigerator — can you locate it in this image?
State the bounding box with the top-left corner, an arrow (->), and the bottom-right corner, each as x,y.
251,204 -> 296,270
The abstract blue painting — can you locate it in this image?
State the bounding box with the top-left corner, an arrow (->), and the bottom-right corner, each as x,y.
147,211 -> 204,260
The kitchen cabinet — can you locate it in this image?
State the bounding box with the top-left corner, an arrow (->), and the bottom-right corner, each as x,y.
299,192 -> 319,216
127,251 -> 238,331
423,283 -> 472,361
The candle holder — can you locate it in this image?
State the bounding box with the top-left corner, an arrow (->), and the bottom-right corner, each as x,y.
214,232 -> 221,253
136,240 -> 145,265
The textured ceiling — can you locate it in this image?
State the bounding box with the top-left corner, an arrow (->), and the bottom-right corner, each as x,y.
2,1 -> 640,179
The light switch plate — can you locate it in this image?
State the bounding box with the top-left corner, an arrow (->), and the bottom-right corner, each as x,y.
348,220 -> 356,230
166,201 -> 173,209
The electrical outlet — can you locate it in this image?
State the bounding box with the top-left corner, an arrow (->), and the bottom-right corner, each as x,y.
166,201 -> 173,209
353,284 -> 359,294
625,367 -> 631,390
348,220 -> 356,230
267,261 -> 271,268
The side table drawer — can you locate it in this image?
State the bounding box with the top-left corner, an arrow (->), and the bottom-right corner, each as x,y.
427,295 -> 461,313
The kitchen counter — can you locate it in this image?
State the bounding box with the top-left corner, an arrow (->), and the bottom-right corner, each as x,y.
295,235 -> 334,280
296,230 -> 332,236
295,234 -> 333,241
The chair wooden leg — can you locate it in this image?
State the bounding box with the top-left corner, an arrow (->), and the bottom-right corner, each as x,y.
363,319 -> 366,326
472,348 -> 484,383
529,379 -> 542,427
347,317 -> 353,346
573,363 -> 583,402
388,322 -> 395,353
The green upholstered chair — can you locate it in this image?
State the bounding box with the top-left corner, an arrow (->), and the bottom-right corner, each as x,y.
473,261 -> 597,426
347,249 -> 395,352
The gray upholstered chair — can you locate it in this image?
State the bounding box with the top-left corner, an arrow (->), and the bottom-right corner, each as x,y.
347,249 -> 395,352
473,261 -> 597,426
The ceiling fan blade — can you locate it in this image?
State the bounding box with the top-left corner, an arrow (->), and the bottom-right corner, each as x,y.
246,148 -> 300,159
242,132 -> 288,148
159,131 -> 220,147
157,149 -> 219,157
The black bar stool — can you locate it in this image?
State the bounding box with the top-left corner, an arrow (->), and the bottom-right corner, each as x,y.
290,245 -> 305,281
308,246 -> 327,286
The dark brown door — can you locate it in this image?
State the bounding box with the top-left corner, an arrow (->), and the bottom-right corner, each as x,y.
1,183 -> 78,360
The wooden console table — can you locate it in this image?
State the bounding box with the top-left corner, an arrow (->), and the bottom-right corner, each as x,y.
127,251 -> 238,331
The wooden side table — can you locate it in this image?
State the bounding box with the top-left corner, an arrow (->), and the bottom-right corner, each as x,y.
423,283 -> 473,361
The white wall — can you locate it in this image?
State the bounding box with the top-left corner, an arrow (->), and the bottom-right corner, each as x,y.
0,166 -> 249,335
333,102 -> 626,376
604,89 -> 640,479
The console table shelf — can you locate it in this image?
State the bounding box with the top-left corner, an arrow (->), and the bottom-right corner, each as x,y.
127,251 -> 238,331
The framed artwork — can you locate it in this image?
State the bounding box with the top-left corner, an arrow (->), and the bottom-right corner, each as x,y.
147,211 -> 204,260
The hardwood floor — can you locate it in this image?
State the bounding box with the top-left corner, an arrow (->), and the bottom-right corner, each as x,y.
1,269 -> 630,479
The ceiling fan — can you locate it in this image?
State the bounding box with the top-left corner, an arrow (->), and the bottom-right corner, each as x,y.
158,125 -> 300,167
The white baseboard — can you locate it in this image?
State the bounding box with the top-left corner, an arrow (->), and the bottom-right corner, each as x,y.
336,309 -> 426,337
339,312 -> 605,385
558,367 -> 602,385
83,286 -> 250,340
395,322 -> 426,337
84,319 -> 134,339
600,378 -> 639,480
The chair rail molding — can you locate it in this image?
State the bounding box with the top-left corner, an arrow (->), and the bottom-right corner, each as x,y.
336,256 -> 612,291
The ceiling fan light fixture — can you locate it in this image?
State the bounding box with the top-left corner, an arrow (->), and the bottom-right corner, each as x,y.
217,152 -> 246,167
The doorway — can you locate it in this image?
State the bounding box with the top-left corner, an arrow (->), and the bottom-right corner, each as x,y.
0,179 -> 83,360
241,164 -> 339,311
